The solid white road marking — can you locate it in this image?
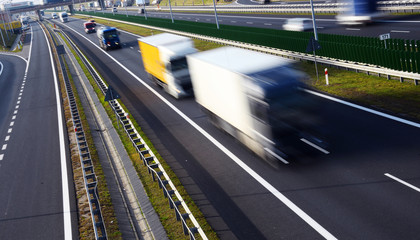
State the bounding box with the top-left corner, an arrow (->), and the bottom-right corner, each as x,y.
391,30 -> 410,33
385,173 -> 420,193
39,21 -> 73,240
305,89 -> 420,129
300,138 -> 330,154
66,25 -> 337,239
346,28 -> 360,31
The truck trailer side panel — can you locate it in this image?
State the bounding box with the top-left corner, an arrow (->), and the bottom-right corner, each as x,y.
138,41 -> 165,83
187,54 -> 254,139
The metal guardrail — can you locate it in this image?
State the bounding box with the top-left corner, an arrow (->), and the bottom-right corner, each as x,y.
57,25 -> 208,240
82,14 -> 420,84
52,34 -> 108,240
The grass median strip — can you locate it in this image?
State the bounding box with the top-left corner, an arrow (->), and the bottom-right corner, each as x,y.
53,29 -> 122,239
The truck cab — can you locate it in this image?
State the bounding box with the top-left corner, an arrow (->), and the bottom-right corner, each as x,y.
97,26 -> 121,50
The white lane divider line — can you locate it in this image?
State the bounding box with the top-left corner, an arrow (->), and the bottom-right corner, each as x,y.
12,115 -> 16,120
13,110 -> 18,114
300,138 -> 330,154
9,122 -> 14,127
305,89 -> 420,129
0,154 -> 3,161
7,128 -> 12,134
385,173 -> 420,193
5,136 -> 10,141
2,144 -> 6,150
391,30 -> 410,33
15,105 -> 19,109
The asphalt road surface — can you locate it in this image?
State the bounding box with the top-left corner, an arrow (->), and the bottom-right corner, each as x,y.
53,15 -> 420,239
0,22 -> 77,239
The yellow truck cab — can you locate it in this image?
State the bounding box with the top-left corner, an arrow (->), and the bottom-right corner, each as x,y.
138,33 -> 197,98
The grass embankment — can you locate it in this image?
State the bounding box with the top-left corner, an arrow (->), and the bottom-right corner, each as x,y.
0,29 -> 19,51
301,63 -> 420,122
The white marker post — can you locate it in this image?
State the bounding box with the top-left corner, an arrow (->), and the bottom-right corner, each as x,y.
325,68 -> 329,85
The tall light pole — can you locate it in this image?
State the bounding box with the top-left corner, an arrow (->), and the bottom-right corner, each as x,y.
212,0 -> 219,29
168,0 -> 174,23
309,0 -> 319,81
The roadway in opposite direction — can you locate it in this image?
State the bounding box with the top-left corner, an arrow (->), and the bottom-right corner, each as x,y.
98,5 -> 420,40
0,20 -> 77,239
54,13 -> 420,240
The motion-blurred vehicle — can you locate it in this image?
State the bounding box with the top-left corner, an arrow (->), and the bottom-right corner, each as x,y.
187,47 -> 326,164
336,0 -> 383,25
59,12 -> 68,22
112,7 -> 118,12
282,18 -> 313,31
51,12 -> 58,19
97,26 -> 121,50
138,33 -> 197,98
84,21 -> 96,33
89,19 -> 96,26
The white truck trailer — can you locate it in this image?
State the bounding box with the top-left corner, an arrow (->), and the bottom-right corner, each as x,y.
138,33 -> 197,98
187,47 -> 326,164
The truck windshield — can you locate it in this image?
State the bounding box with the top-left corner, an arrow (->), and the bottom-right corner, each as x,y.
85,23 -> 94,28
104,30 -> 118,39
168,57 -> 188,72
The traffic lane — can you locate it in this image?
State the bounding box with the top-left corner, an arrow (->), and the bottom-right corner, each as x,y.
0,23 -> 77,239
60,22 -> 333,239
133,11 -> 420,38
0,56 -> 25,140
271,94 -> 420,239
62,19 -> 420,238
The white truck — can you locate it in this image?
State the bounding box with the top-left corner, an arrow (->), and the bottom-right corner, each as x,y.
138,33 -> 197,98
59,12 -> 68,22
187,47 -> 326,164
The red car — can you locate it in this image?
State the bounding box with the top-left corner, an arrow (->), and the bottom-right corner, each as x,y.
84,21 -> 96,33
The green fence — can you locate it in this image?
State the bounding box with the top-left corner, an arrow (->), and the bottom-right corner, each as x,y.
79,11 -> 420,73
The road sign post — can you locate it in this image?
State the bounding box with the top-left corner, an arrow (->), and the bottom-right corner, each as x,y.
379,33 -> 390,49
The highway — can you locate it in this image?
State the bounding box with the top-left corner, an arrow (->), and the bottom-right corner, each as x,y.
93,8 -> 420,39
53,14 -> 420,239
0,22 -> 77,239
